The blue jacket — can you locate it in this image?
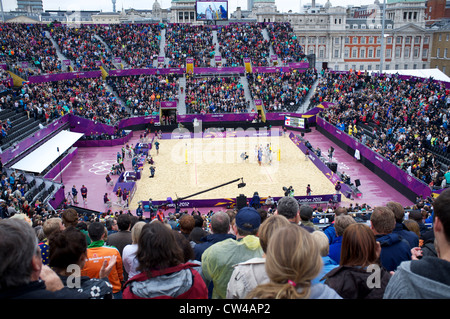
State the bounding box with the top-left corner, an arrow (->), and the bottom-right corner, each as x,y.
328,236 -> 343,264
376,233 -> 411,272
393,223 -> 419,249
193,233 -> 236,261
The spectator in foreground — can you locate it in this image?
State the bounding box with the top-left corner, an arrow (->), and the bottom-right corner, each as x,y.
193,211 -> 235,262
226,215 -> 291,299
370,206 -> 411,272
0,218 -> 87,299
322,223 -> 391,299
202,206 -> 263,299
48,227 -> 115,299
386,201 -> 419,249
246,224 -> 341,299
122,221 -> 208,299
384,188 -> 450,298
81,222 -> 124,299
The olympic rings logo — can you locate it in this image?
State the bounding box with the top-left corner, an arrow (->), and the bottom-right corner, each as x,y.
89,160 -> 117,175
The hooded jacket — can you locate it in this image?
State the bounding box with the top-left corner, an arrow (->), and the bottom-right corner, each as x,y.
384,257 -> 450,299
323,265 -> 391,299
122,262 -> 207,299
226,257 -> 268,299
375,233 -> 411,272
193,233 -> 236,262
201,235 -> 263,299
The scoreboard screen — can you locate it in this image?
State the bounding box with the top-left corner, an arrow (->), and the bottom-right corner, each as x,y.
285,116 -> 305,129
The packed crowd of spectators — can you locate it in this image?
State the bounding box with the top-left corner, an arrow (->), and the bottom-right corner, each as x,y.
317,70 -> 450,188
107,74 -> 180,116
98,23 -> 162,69
266,22 -> 307,65
51,25 -> 115,71
247,68 -> 317,112
16,77 -> 128,125
185,75 -> 249,114
217,23 -> 271,67
2,187 -> 448,300
164,24 -> 215,68
0,23 -> 61,75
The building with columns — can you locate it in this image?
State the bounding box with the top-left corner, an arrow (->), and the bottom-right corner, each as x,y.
253,0 -> 432,71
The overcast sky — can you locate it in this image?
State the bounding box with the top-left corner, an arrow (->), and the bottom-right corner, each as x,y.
1,0 -> 379,13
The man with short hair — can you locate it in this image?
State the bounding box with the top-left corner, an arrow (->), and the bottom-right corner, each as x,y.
386,201 -> 419,249
276,196 -> 315,232
299,204 -> 319,231
107,214 -> 132,256
0,218 -> 88,299
370,206 -> 411,272
81,222 -> 124,298
193,211 -> 236,261
384,188 -> 450,298
201,207 -> 263,299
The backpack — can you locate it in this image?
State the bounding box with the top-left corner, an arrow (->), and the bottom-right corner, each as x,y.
122,262 -> 207,299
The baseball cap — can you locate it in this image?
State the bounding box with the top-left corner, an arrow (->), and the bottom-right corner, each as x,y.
235,207 -> 261,232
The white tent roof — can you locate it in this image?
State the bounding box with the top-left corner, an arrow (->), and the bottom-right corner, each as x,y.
371,68 -> 450,83
11,130 -> 84,174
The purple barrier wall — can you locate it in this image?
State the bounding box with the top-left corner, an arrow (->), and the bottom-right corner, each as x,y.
316,117 -> 432,198
177,112 -> 258,123
44,147 -> 78,180
193,67 -> 245,74
74,131 -> 133,147
117,115 -> 159,129
27,70 -> 102,84
289,132 -> 353,198
68,115 -> 115,135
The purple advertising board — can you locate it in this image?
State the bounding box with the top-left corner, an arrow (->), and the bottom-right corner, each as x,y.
177,112 -> 258,123
316,117 -> 432,198
140,193 -> 340,211
28,70 -> 102,84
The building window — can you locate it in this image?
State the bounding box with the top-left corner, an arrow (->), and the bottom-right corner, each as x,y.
334,49 -> 339,58
352,48 -> 358,57
415,36 -> 421,44
445,48 -> 448,58
423,48 -> 428,58
369,37 -> 374,44
404,47 -> 410,58
335,37 -> 340,44
344,49 -> 349,58
424,37 -> 429,44
437,48 -> 440,58
368,48 -> 373,58
395,47 -> 401,58
360,48 -> 365,58
360,65 -> 364,70
345,37 -> 350,44
439,34 -> 442,41
414,48 -> 419,58
353,37 -> 358,44
386,49 -> 392,58
367,64 -> 372,70
376,48 -> 381,58
443,66 -> 447,73
387,37 -> 392,44
386,64 -> 390,70
404,64 -> 408,69
396,36 -> 402,44
406,37 -> 411,44
361,37 -> 366,44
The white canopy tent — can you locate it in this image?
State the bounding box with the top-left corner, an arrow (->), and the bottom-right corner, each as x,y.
11,130 -> 84,174
370,68 -> 450,83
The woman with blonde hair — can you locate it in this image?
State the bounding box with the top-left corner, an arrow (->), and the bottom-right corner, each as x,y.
226,215 -> 291,299
246,224 -> 341,299
122,221 -> 146,279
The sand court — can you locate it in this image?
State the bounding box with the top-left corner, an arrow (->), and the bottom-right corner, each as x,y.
128,131 -> 349,210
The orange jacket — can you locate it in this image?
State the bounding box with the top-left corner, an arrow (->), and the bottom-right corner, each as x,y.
81,241 -> 124,293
